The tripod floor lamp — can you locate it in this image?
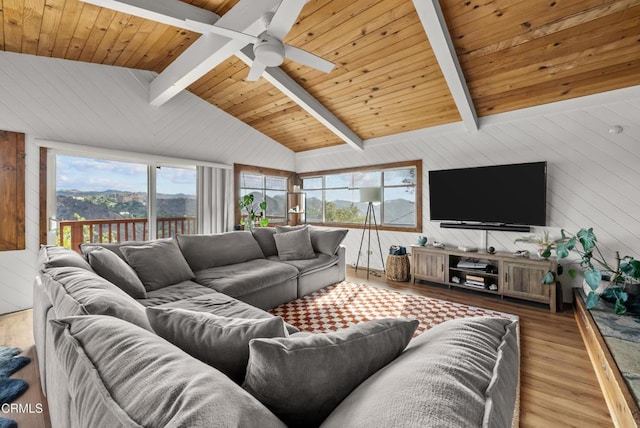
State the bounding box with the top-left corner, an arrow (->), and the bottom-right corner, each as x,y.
355,187 -> 385,280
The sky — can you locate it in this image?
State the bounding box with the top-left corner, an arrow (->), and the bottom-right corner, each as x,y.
56,155 -> 196,195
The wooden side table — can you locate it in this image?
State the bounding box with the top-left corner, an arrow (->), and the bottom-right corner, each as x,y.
386,254 -> 410,282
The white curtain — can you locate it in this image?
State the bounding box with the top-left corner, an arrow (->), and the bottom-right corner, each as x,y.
197,166 -> 234,234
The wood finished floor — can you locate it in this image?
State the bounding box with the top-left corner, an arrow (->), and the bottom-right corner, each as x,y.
349,268 -> 614,427
0,309 -> 50,428
0,269 -> 612,428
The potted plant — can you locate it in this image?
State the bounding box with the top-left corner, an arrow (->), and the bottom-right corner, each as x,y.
238,194 -> 269,230
554,228 -> 640,315
514,231 -> 568,259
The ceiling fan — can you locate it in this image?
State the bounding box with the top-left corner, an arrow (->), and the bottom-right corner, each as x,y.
185,0 -> 335,81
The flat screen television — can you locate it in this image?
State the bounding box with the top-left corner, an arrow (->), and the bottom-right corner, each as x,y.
429,161 -> 547,227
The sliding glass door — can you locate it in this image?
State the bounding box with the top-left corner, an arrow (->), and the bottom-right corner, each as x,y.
53,154 -> 197,249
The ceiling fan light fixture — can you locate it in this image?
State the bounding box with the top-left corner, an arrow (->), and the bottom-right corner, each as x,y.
253,33 -> 285,67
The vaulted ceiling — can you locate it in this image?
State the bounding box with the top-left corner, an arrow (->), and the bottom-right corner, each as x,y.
1,0 -> 639,152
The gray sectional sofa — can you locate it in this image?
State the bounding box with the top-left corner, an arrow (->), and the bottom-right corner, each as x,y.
33,226 -> 520,428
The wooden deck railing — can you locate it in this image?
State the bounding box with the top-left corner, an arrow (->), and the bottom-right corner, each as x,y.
57,217 -> 197,250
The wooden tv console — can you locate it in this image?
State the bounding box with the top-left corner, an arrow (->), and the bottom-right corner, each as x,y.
411,245 -> 557,312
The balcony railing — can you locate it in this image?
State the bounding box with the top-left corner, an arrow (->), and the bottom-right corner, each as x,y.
57,217 -> 197,250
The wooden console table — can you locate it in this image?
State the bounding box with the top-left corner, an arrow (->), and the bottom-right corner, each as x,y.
574,289 -> 640,427
411,245 -> 557,311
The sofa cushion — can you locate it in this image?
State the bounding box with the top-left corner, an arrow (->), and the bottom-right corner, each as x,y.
320,317 -> 519,428
135,280 -> 216,307
195,259 -> 298,298
276,226 -> 348,256
85,246 -> 147,299
273,227 -> 316,261
80,240 -> 150,261
147,307 -> 289,384
243,318 -> 418,428
251,227 -> 278,257
157,294 -> 299,335
176,232 -> 265,271
51,315 -> 287,428
266,253 -> 339,276
38,245 -> 93,272
308,226 -> 348,256
121,239 -> 195,291
41,267 -> 151,331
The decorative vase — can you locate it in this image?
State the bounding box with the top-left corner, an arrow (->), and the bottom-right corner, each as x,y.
244,221 -> 253,231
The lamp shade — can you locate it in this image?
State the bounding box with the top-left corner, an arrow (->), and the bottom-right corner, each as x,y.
359,187 -> 381,203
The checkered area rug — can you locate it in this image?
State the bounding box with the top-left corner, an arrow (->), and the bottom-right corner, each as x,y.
270,281 -> 516,337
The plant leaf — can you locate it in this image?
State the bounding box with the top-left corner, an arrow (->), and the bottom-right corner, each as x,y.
541,247 -> 552,259
259,218 -> 269,227
614,298 -> 627,315
259,201 -> 267,211
584,269 -> 602,290
620,259 -> 640,279
568,269 -> 577,279
542,271 -> 555,284
577,228 -> 597,252
585,291 -> 600,309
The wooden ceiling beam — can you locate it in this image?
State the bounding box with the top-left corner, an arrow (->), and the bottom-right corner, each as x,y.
79,0 -> 219,30
236,46 -> 364,152
412,0 -> 478,132
149,0 -> 280,106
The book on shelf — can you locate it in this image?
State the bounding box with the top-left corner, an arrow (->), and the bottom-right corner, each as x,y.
465,274 -> 485,283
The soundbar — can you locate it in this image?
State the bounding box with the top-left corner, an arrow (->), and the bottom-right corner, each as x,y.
439,222 -> 531,233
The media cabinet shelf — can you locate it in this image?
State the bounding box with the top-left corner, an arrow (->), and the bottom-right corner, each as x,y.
411,245 -> 557,312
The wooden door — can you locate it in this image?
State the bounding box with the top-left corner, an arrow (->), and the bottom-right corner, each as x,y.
0,131 -> 26,251
502,261 -> 551,303
412,249 -> 445,282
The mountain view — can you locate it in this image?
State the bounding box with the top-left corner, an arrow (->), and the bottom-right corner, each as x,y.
56,190 -> 196,221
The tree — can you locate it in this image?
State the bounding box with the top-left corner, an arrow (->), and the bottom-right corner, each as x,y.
325,202 -> 365,223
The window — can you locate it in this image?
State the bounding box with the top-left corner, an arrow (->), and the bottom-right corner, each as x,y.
300,160 -> 421,232
234,164 -> 296,225
55,154 -> 197,248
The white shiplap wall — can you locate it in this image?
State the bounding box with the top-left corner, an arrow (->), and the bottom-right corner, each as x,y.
0,51 -> 295,315
296,86 -> 640,301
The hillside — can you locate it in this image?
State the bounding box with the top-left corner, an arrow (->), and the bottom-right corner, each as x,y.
56,190 -> 195,221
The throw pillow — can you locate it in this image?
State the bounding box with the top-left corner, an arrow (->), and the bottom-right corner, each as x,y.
273,227 -> 316,261
243,318 -> 418,427
120,239 -> 195,291
86,247 -> 147,299
250,228 -> 278,257
146,307 -> 288,384
42,267 -> 152,331
80,240 -> 149,261
50,315 -> 286,428
38,245 -> 93,272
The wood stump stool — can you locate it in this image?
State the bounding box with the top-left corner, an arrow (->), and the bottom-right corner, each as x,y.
386,254 -> 410,282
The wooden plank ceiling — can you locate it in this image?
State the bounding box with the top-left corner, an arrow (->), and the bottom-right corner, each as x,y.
0,0 -> 639,152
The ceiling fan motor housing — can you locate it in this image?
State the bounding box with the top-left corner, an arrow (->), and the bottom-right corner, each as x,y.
253,32 -> 285,67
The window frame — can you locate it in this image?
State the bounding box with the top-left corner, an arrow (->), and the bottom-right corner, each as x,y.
299,160 -> 422,232
234,163 -> 298,226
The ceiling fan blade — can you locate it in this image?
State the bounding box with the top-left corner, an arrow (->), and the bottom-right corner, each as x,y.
184,18 -> 258,44
284,45 -> 335,73
246,62 -> 268,81
268,0 -> 308,40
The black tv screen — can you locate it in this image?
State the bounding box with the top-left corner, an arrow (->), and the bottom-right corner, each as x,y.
429,161 -> 547,226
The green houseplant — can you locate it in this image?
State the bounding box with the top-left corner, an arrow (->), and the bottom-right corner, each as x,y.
514,231 -> 568,259
238,194 -> 269,230
554,228 -> 640,315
